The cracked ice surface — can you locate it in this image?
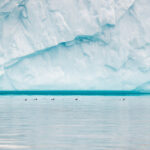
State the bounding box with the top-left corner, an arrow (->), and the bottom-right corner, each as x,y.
0,0 -> 150,91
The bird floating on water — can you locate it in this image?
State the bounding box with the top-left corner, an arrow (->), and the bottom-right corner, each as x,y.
123,98 -> 125,101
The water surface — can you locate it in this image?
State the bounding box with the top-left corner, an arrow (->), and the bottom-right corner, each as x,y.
0,96 -> 150,150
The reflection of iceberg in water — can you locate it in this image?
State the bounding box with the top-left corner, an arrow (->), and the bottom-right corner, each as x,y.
0,144 -> 29,149
0,96 -> 150,149
0,0 -> 150,91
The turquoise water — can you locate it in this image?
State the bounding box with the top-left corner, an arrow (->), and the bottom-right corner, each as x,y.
0,96 -> 150,149
0,90 -> 150,96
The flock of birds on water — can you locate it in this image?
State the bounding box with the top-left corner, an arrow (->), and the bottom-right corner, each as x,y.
24,98 -> 126,101
24,98 -> 79,101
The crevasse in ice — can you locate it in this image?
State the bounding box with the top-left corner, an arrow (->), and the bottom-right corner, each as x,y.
0,0 -> 150,90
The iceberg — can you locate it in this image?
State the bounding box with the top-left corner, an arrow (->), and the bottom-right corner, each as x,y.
0,0 -> 150,90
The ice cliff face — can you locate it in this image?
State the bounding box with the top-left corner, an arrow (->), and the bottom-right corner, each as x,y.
0,0 -> 150,90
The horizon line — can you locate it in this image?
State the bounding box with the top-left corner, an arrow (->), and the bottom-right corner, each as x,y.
0,90 -> 150,96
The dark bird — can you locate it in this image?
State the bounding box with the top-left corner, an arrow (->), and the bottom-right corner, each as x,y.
122,98 -> 125,101
51,98 -> 55,100
75,98 -> 78,101
25,99 -> 27,101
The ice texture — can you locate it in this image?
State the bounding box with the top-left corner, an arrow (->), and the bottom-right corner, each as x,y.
0,0 -> 150,90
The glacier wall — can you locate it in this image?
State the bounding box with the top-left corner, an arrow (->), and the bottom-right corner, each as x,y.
0,0 -> 150,90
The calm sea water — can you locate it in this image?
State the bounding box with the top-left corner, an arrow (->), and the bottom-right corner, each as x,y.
0,96 -> 150,150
